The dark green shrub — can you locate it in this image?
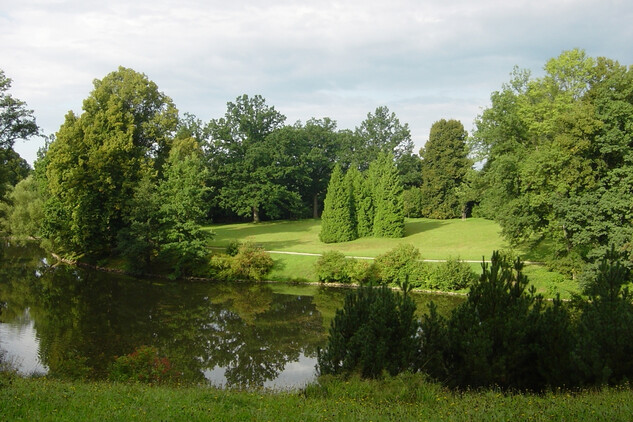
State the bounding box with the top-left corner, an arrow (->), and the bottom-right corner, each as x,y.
574,247 -> 633,385
318,285 -> 418,378
225,239 -> 242,256
109,346 -> 178,384
427,258 -> 476,291
374,244 -> 427,287
419,251 -> 576,391
315,251 -> 351,283
229,242 -> 274,281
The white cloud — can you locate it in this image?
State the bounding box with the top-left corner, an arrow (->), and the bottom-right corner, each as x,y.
2,0 -> 633,163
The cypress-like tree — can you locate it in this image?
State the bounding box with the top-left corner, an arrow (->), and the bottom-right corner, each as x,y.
353,167 -> 375,238
373,153 -> 405,238
319,164 -> 356,243
419,119 -> 471,219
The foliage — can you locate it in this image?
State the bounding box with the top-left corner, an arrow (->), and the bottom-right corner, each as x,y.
0,69 -> 39,150
347,259 -> 379,285
319,164 -> 356,243
473,50 -> 633,272
353,106 -> 414,170
317,285 -> 418,378
419,251 -> 576,390
574,247 -> 633,385
207,94 -> 298,222
155,138 -> 211,277
212,242 -> 275,281
419,119 -> 471,219
0,175 -> 43,242
42,67 -> 178,257
225,239 -> 242,256
372,153 -> 405,238
374,244 -> 427,287
403,187 -> 423,218
426,257 -> 476,291
109,346 -> 179,384
315,251 -> 351,283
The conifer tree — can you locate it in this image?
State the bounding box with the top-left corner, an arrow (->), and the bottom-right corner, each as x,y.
319,164 -> 356,243
419,119 -> 471,219
354,167 -> 375,238
373,153 -> 405,238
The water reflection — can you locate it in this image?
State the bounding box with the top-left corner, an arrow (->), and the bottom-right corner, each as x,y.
0,242 -> 463,388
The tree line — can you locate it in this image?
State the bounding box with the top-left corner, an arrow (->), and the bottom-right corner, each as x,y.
1,48 -> 632,279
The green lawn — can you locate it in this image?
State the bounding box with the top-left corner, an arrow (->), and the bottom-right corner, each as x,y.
206,218 -> 514,260
204,218 -> 578,298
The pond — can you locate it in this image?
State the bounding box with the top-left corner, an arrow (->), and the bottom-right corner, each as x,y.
0,242 -> 464,389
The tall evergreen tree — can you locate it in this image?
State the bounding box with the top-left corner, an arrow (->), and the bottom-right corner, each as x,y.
319,164 -> 356,243
353,167 -> 375,238
373,153 -> 405,238
419,119 -> 471,219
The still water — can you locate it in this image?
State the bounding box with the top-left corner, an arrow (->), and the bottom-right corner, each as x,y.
0,242 -> 463,388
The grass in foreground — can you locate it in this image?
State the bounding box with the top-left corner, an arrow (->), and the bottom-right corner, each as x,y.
2,374 -> 632,421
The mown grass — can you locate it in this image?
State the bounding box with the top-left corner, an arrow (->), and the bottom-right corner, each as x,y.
205,218 -> 512,260
2,374 -> 632,421
205,218 -> 578,298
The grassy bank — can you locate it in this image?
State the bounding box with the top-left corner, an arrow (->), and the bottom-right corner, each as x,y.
205,218 -> 579,299
2,374 -> 631,421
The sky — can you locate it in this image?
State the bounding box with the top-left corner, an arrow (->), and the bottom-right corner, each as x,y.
2,0 -> 633,165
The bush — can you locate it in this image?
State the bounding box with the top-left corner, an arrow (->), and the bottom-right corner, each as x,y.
315,251 -> 351,283
229,242 -> 274,281
318,285 -> 418,378
109,346 -> 179,384
574,247 -> 633,385
225,240 -> 242,256
418,251 -> 576,391
374,244 -> 427,287
347,259 -> 379,285
426,258 -> 476,291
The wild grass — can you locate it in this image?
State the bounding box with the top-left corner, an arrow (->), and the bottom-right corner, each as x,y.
2,374 -> 632,421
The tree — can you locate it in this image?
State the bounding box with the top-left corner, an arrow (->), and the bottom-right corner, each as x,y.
319,164 -> 356,243
419,119 -> 471,219
472,50 -> 632,272
317,285 -> 418,378
0,69 -> 39,150
156,137 -> 211,277
42,67 -> 178,257
372,153 -> 405,238
296,118 -> 341,218
207,94 -> 293,222
0,69 -> 39,201
353,106 -> 413,170
0,175 -> 44,241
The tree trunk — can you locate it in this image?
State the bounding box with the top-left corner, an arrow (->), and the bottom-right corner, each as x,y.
313,193 -> 319,219
252,206 -> 260,223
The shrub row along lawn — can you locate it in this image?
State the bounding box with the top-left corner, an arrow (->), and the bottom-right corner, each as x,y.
205,218 -> 579,299
2,375 -> 632,422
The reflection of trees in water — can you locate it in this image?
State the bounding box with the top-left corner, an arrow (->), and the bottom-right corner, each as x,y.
203,290 -> 327,387
0,246 -> 328,386
0,244 -> 463,386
